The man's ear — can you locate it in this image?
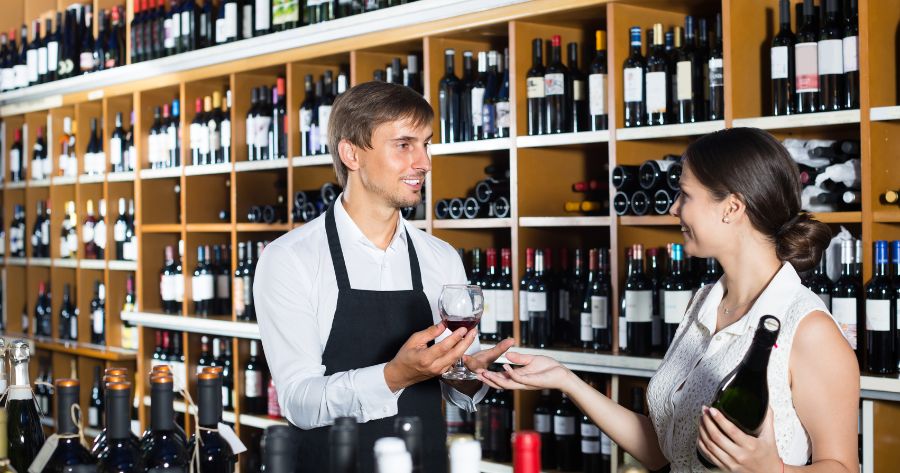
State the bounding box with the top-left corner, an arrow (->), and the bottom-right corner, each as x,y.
339,139 -> 360,171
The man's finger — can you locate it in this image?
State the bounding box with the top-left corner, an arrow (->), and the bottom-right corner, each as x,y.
483,338 -> 516,360
427,327 -> 468,358
408,322 -> 448,346
433,327 -> 477,368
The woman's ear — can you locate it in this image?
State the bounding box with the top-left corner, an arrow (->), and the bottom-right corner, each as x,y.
724,193 -> 747,222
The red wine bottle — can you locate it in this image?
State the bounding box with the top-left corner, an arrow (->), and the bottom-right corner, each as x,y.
554,393 -> 580,471
645,23 -> 669,126
708,14 -> 724,120
141,374 -> 189,469
662,243 -> 693,350
567,42 -> 588,132
544,35 -> 568,134
527,249 -> 550,348
794,0 -> 820,113
98,381 -> 143,472
624,244 -> 653,356
622,27 -> 646,127
480,248 -> 500,342
842,0 -> 859,109
865,240 -> 895,374
817,0 -> 845,111
519,248 -> 535,346
525,39 -> 546,135
189,372 -> 236,472
588,30 -> 608,131
496,248 -> 514,340
533,389 -> 556,469
244,340 -> 266,414
438,49 -> 461,143
675,16 -> 701,124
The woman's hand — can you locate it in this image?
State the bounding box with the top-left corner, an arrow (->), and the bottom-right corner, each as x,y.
475,352 -> 576,392
697,406 -> 783,473
462,337 -> 516,373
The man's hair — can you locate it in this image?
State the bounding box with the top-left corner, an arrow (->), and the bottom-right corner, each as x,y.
328,81 -> 434,187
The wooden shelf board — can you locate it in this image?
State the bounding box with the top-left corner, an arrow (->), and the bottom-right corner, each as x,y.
480,461 -> 514,473
0,94 -> 63,117
861,376 -> 900,400
873,211 -> 900,223
78,174 -> 105,184
30,257 -> 51,267
107,171 -> 136,182
29,179 -> 51,188
185,163 -> 233,176
615,120 -> 725,141
408,219 -> 428,229
239,414 -> 290,429
235,159 -> 289,172
731,110 -> 860,130
430,138 -> 512,156
32,337 -> 138,361
142,224 -> 183,233
516,130 -> 610,148
108,260 -> 138,271
7,257 -> 27,266
485,344 -> 661,378
871,106 -> 900,122
235,223 -> 290,232
53,258 -> 78,268
123,312 -> 261,339
618,215 -> 679,226
186,223 -> 232,232
811,211 -> 862,223
52,176 -> 77,185
433,218 -> 512,229
6,181 -> 26,189
519,216 -> 611,227
79,259 -> 106,270
139,167 -> 182,180
291,155 -> 334,167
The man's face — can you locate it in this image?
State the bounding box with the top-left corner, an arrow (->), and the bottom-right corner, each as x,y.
355,119 -> 432,209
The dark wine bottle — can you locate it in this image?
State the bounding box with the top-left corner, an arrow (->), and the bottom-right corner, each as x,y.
43,379 -> 95,472
707,14 -> 724,121
496,248 -> 515,340
624,244 -> 652,356
865,240 -> 896,375
519,248 -> 535,346
544,35 -> 569,134
481,248 -> 500,342
90,281 -> 106,345
804,252 -> 833,310
141,374 -> 189,470
645,23 -> 669,126
526,39 -> 546,135
794,0 -> 820,113
7,340 -> 46,473
527,249 -> 550,348
623,27 -> 646,127
265,425 -> 299,472
532,389 -> 556,469
88,366 -> 104,429
817,0 -> 845,111
438,48 -> 461,143
771,0 -> 796,116
567,42 -> 588,132
698,315 -> 781,468
662,243 -> 693,350
189,371 -> 236,472
98,381 -> 143,472
553,393 -> 580,471
842,0 -> 859,109
588,30 -> 608,132
244,340 -> 266,414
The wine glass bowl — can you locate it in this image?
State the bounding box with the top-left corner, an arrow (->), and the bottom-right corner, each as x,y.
439,285 -> 483,381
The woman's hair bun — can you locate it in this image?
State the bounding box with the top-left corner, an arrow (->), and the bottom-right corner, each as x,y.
774,212 -> 832,272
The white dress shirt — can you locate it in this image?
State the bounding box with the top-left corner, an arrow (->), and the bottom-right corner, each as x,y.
254,196 -> 488,429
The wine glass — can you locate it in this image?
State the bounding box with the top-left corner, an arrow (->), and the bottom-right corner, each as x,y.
439,284 -> 483,381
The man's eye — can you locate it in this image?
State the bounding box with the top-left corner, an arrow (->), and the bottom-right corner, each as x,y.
398,143 -> 410,150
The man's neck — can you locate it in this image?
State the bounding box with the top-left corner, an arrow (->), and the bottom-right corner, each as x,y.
341,188 -> 400,251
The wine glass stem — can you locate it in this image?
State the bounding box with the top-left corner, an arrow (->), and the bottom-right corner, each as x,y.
454,357 -> 465,371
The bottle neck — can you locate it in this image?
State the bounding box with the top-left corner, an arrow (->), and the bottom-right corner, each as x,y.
11,360 -> 30,387
198,380 -> 222,427
444,54 -> 454,74
107,391 -> 131,439
742,340 -> 776,376
150,384 -> 175,431
671,258 -> 684,275
57,387 -> 79,434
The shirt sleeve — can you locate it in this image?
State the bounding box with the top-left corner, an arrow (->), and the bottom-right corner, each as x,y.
435,244 -> 489,412
254,242 -> 403,429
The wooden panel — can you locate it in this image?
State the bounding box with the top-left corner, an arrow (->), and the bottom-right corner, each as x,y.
874,399 -> 900,470
518,145 -> 608,217
24,0 -> 56,25
0,0 -> 25,34
431,152 -> 506,203
7,266 -> 28,335
184,174 -> 231,224
862,0 -> 900,108
235,170 -> 287,224
724,0 -> 783,120
139,177 -> 181,225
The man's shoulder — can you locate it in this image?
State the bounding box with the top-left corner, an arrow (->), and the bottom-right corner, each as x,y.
265,214 -> 329,262
403,221 -> 459,261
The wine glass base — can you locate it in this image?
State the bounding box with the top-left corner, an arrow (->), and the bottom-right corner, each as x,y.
441,370 -> 479,381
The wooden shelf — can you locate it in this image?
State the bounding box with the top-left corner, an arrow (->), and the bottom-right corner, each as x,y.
142,224 -> 183,233
731,110 -> 860,130
861,376 -> 900,402
30,257 -> 51,267
79,259 -> 105,270
29,179 -> 50,188
430,138 -> 512,155
108,260 -> 138,271
107,171 -> 136,182
618,215 -> 679,226
615,120 -> 724,141
32,336 -> 138,361
235,223 -> 291,232
516,130 -> 610,148
871,106 -> 900,122
185,163 -> 233,176
52,176 -> 77,185
519,216 -> 611,227
186,223 -> 232,232
7,257 -> 27,266
122,312 -> 261,339
433,218 -> 512,229
139,168 -> 182,180
291,155 -> 334,167
52,258 -> 78,268
78,174 -> 105,184
812,211 -> 862,223
6,181 -> 26,189
235,159 -> 289,172
874,210 -> 900,223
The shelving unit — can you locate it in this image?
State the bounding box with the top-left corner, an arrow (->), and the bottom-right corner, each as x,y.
1,0 -> 898,471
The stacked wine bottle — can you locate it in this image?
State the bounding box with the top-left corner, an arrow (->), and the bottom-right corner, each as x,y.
612,156 -> 681,216
434,167 -> 510,220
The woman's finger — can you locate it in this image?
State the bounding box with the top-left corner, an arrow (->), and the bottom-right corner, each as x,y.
708,407 -> 752,446
481,369 -> 531,390
502,364 -> 547,390
476,372 -> 503,390
699,410 -> 739,470
504,351 -> 534,365
697,433 -> 727,471
698,421 -> 736,471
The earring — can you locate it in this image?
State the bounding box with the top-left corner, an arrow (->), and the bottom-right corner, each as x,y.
722,216 -> 730,223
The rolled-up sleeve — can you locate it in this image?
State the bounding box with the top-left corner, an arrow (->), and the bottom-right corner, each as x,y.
254,243 -> 403,429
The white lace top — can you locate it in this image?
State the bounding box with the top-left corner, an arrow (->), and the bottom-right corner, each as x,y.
647,263 -> 830,472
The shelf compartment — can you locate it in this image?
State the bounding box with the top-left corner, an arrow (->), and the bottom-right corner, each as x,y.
185,163 -> 233,176
618,215 -> 679,226
139,167 -> 183,180
123,312 -> 261,339
812,211 -> 862,224
142,224 -> 183,233
433,218 -> 512,229
615,121 -> 724,141
516,130 -> 610,148
107,171 -> 136,182
32,337 -> 138,361
871,106 -> 900,122
108,260 -> 138,271
291,155 -> 334,167
519,216 -> 611,227
731,110 -> 860,130
430,138 -> 512,156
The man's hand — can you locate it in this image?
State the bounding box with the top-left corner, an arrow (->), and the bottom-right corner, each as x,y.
383,322 -> 477,392
462,337 -> 516,373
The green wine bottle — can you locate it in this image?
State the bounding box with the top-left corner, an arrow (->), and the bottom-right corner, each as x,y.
698,315 -> 781,468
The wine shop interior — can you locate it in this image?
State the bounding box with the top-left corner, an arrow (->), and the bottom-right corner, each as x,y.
0,0 -> 896,471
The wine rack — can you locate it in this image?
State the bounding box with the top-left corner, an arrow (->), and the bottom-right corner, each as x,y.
0,0 -> 899,471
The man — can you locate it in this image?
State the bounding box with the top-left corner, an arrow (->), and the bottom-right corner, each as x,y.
254,80 -> 514,472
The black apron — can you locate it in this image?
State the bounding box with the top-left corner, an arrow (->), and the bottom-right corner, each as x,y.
293,205 -> 447,473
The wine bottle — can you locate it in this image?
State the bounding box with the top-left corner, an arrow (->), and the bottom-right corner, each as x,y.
469,51 -> 488,140
567,42 -> 588,132
98,381 -> 143,472
675,17 -> 700,124
645,23 -> 669,126
26,20 -> 39,86
817,0 -> 845,111
495,248 -> 514,340
31,126 -> 47,181
160,245 -> 179,314
141,374 -> 189,470
623,27 -> 646,128
168,99 -> 181,167
588,30 -> 608,131
526,39 -> 546,135
59,284 -> 77,341
88,366 -> 104,429
121,275 -> 139,350
804,252 -> 833,310
481,248 -> 500,342
191,97 -> 206,165
795,0 -> 820,113
624,244 -> 652,356
192,245 -> 214,316
245,340 -> 266,415
438,48 -> 461,144
480,51 -> 501,139
7,340 -> 45,473
90,281 -> 106,345
842,0 -> 859,109
36,281 -> 51,337
9,128 -> 23,182
865,240 -> 896,375
189,372 -> 236,472
495,48 -> 511,138
544,35 -> 569,134
527,249 -> 550,348
662,243 -> 693,350
552,393 -> 580,471
647,248 -> 664,354
265,425 -> 299,472
519,248 -> 535,346
489,391 -> 513,463
43,378 -> 95,472
697,315 -> 781,468
532,390 -> 555,469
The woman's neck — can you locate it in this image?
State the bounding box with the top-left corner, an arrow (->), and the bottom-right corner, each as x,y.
717,236 -> 782,313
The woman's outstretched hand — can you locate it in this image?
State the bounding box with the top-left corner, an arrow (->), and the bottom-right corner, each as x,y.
475,352 -> 575,392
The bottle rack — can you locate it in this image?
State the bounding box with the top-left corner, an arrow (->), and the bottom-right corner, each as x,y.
0,0 -> 899,471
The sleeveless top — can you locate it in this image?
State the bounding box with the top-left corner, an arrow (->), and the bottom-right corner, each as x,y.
647,263 -> 833,472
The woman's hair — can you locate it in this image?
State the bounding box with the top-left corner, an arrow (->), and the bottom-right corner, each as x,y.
683,127 -> 832,272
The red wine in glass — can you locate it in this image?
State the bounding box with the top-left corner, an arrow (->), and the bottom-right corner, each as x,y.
439,284 -> 484,381
444,316 -> 480,332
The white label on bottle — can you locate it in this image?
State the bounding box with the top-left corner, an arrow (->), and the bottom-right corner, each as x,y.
27,49 -> 38,82
215,18 -> 226,44
591,295 -> 608,329
664,290 -> 693,324
645,72 -> 667,113
10,149 -> 20,173
93,308 -> 104,335
581,423 -> 599,437
623,67 -> 643,102
588,73 -> 607,115
164,19 -> 175,49
38,47 -> 48,75
518,291 -> 529,321
676,61 -> 693,101
47,42 -> 58,72
865,299 -> 890,332
110,137 -> 122,164
245,113 -> 256,147
242,4 -> 253,38
88,406 -> 99,427
15,64 -> 28,88
495,101 -> 511,129
218,422 -> 248,455
601,433 -> 611,455
318,106 -> 332,146
553,415 -> 575,435
625,290 -> 652,323
221,119 -> 231,149
190,122 -> 201,153
526,291 -> 547,312
709,57 -> 724,87
526,77 -> 545,98
831,297 -> 857,349
255,0 -> 271,30
470,87 -> 486,126
299,109 -> 312,132
481,289 -> 498,334
207,120 -> 220,154
123,240 -> 137,262
771,46 -> 789,79
534,413 -> 551,433
795,42 -> 819,92
572,79 -> 586,101
71,315 -> 78,339
843,36 -> 858,72
175,274 -> 185,302
192,275 -> 214,301
2,68 -> 14,90
67,233 -> 78,257
245,370 -> 263,397
545,73 -> 565,96
254,116 -> 273,150
82,223 -> 94,244
582,438 -> 600,454
161,275 -> 177,300
182,11 -> 192,39
580,312 -> 593,341
225,3 -> 238,40
166,126 -> 177,155
216,274 -> 230,299
493,290 -> 513,322
817,39 -> 843,75
199,122 -> 211,156
41,220 -> 49,245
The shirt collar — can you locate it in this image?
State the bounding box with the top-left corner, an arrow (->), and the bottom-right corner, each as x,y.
334,193 -> 407,252
697,262 -> 802,336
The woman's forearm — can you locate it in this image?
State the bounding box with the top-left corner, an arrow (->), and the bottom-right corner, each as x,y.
563,371 -> 668,470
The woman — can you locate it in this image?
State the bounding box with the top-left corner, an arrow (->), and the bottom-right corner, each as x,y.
477,128 -> 859,472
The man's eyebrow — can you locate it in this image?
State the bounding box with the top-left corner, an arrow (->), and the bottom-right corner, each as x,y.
391,134 -> 433,142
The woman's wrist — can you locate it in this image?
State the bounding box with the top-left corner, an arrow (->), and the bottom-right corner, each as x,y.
558,367 -> 583,395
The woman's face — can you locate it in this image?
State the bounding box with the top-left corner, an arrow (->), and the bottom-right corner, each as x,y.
670,164 -> 732,258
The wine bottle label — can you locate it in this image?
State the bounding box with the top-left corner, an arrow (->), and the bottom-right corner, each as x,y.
123,240 -> 137,261
545,73 -> 565,96
663,290 -> 693,324
588,73 -> 607,115
526,77 -> 545,98
38,47 -> 48,75
95,220 -> 107,249
70,317 -> 78,339
9,149 -> 19,172
817,39 -> 843,75
794,42 -> 819,92
255,0 -> 272,30
526,291 -> 547,312
676,61 -> 693,101
865,299 -> 890,332
190,122 -> 202,154
164,19 -> 175,49
216,274 -> 230,298
645,72 -> 667,113
572,79 -> 586,101
110,137 -> 123,164
216,18 -> 226,44
67,232 -> 78,257
580,312 -> 593,341
208,120 -> 221,152
492,101 -> 509,130
623,67 -> 643,102
245,369 -> 264,397
1,68 -> 14,90
553,415 -> 575,435
166,126 -> 178,155
27,50 -> 38,82
15,64 -> 28,88
221,119 -> 232,149
495,290 -> 513,322
317,106 -> 332,146
470,87 -> 486,126
31,232 -> 39,248
175,273 -> 185,302
843,36 -> 858,73
770,46 -> 789,79
625,290 -> 652,322
481,289 -> 498,334
254,116 -> 273,150
122,326 -> 139,350
518,291 -> 529,321
199,122 -> 211,156
114,221 -> 127,242
299,109 -> 313,132
591,295 -> 608,329
82,223 -> 95,244
92,308 -> 104,335
581,439 -> 600,454
534,413 -> 551,433
601,433 -> 611,455
234,277 -> 246,315
581,423 -> 599,437
225,3 -> 239,40
709,58 -> 724,87
831,297 -> 857,349
89,406 -> 99,427
183,11 -> 193,40
192,275 -> 215,301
